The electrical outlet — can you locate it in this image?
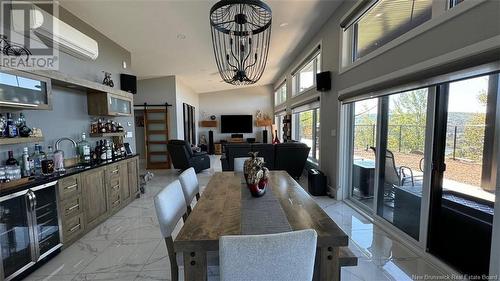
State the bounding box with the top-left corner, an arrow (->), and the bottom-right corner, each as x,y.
126,131 -> 133,138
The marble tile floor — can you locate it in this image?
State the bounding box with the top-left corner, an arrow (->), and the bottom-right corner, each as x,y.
26,156 -> 446,281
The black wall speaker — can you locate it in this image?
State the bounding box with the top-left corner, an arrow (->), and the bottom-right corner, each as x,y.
208,130 -> 214,155
120,74 -> 137,94
262,129 -> 268,144
316,71 -> 331,92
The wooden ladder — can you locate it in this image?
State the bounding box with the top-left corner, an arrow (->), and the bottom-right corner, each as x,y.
143,108 -> 171,169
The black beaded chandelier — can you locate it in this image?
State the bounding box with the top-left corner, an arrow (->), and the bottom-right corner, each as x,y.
210,0 -> 272,85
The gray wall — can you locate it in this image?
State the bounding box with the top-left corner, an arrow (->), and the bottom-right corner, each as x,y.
0,4 -> 135,162
272,0 -> 500,196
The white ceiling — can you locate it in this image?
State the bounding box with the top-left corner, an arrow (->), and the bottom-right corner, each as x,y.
59,0 -> 342,93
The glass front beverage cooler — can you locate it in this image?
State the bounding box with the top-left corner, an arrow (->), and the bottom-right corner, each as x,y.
0,181 -> 61,281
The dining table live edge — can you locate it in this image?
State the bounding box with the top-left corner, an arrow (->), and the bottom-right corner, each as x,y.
174,170 -> 349,281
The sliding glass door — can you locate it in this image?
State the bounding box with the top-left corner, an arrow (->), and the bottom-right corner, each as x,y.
428,74 -> 498,276
349,99 -> 379,210
342,70 -> 499,277
376,88 -> 429,240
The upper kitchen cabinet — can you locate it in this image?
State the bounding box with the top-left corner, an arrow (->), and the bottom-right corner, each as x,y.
0,69 -> 52,110
87,92 -> 133,116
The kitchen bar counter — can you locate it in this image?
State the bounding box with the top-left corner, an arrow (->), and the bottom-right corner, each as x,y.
0,154 -> 139,197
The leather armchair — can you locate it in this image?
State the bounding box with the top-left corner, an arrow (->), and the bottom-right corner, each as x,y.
167,140 -> 210,173
274,143 -> 311,179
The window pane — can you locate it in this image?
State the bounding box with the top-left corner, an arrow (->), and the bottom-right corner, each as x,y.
316,54 -> 321,73
444,76 -> 495,202
296,110 -> 314,157
299,61 -> 314,92
315,108 -> 320,161
351,98 -> 378,210
354,0 -> 432,60
377,88 -> 428,240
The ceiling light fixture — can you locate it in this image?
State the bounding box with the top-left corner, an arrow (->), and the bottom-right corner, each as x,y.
210,0 -> 272,85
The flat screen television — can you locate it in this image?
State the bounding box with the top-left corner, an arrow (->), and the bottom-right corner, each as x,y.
220,115 -> 253,133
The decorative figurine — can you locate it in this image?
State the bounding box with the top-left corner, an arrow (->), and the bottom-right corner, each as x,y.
102,71 -> 114,87
243,152 -> 268,197
210,115 -> 216,120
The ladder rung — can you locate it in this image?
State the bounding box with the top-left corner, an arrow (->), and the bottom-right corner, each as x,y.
148,130 -> 168,134
147,120 -> 165,124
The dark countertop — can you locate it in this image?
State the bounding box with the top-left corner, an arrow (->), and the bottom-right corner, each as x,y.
0,154 -> 139,197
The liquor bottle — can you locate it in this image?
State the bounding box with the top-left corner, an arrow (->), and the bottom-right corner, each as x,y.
41,146 -> 55,175
94,141 -> 101,163
6,151 -> 18,166
105,140 -> 112,160
21,147 -> 31,177
6,113 -> 17,138
31,144 -> 44,176
100,140 -> 107,161
0,114 -> 6,137
78,132 -> 91,165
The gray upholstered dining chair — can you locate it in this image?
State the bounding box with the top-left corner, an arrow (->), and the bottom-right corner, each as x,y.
179,167 -> 201,216
233,157 -> 263,172
154,180 -> 188,281
219,229 -> 317,281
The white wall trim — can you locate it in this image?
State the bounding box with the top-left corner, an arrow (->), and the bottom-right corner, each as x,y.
338,35 -> 500,98
339,0 -> 488,75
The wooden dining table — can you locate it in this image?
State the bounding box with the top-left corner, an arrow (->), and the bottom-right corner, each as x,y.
174,171 -> 349,281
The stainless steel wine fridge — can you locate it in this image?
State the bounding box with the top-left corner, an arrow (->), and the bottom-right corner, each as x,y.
0,181 -> 62,281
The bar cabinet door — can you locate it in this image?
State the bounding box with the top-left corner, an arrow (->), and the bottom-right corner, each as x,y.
0,191 -> 35,280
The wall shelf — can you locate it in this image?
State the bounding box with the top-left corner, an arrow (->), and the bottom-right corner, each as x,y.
0,137 -> 44,145
200,120 -> 218,127
89,132 -> 126,138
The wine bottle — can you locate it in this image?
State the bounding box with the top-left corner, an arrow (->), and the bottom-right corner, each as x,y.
6,151 -> 18,166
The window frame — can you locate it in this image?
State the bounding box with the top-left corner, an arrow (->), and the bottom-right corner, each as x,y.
340,0 -> 483,71
274,81 -> 287,106
291,51 -> 321,97
293,105 -> 321,163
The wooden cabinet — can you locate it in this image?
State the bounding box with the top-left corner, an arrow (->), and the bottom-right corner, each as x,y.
119,162 -> 130,204
0,69 -> 52,110
59,156 -> 139,248
82,168 -> 108,230
127,158 -> 139,196
87,92 -> 133,116
58,174 -> 85,245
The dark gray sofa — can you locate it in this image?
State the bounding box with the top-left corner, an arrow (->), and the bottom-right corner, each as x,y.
221,142 -> 310,179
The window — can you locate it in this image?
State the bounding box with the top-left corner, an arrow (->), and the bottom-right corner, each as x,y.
350,0 -> 433,61
293,101 -> 320,162
274,82 -> 287,106
274,112 -> 285,142
450,0 -> 465,8
292,52 -> 321,96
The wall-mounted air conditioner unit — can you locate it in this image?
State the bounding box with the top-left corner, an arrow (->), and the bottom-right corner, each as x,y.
12,5 -> 99,60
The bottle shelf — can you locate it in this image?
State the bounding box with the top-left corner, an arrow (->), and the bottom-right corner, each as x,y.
0,137 -> 44,145
89,132 -> 126,138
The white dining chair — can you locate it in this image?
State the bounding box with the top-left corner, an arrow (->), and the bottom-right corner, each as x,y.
219,229 -> 317,281
234,157 -> 264,172
179,167 -> 201,216
154,180 -> 188,281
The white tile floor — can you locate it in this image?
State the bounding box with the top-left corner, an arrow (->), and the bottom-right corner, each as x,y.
26,156 -> 446,281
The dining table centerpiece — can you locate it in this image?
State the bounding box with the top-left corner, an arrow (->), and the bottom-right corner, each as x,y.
243,152 -> 268,197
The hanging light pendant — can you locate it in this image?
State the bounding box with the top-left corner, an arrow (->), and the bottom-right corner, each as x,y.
210,0 -> 272,85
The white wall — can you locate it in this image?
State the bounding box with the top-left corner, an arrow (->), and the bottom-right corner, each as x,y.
198,85 -> 273,143
175,78 -> 199,142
